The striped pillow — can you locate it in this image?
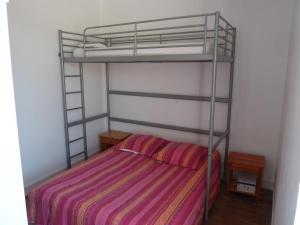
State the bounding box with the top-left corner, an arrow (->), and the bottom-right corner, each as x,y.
115,134 -> 169,157
152,142 -> 208,170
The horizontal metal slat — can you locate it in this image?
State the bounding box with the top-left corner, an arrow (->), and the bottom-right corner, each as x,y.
63,44 -> 80,48
62,37 -> 83,42
92,24 -> 205,37
101,30 -> 210,40
67,106 -> 83,111
109,90 -> 230,103
63,54 -> 233,63
86,43 -> 204,52
68,113 -> 108,127
65,75 -> 81,78
70,151 -> 85,159
110,117 -> 224,136
65,91 -> 82,95
69,137 -> 84,143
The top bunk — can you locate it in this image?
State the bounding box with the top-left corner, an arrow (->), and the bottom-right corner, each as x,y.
59,12 -> 236,63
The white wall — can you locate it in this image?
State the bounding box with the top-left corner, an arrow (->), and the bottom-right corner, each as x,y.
272,0 -> 300,224
99,0 -> 294,189
0,0 -> 27,224
8,0 -> 107,188
8,0 -> 294,190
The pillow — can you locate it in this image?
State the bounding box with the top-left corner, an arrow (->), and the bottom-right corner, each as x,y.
152,142 -> 208,170
115,134 -> 169,157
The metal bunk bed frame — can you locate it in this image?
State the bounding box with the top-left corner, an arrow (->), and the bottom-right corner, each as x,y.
58,11 -> 236,221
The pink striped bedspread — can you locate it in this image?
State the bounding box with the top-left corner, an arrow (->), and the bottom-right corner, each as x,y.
28,149 -> 220,225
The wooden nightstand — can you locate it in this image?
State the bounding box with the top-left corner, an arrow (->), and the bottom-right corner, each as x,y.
227,151 -> 265,201
99,130 -> 132,152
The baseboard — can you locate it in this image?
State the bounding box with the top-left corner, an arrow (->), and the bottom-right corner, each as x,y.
24,165 -> 67,194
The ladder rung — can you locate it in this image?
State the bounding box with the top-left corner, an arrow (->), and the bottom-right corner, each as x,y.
70,151 -> 85,159
67,106 -> 83,111
65,91 -> 82,95
65,75 -> 81,78
69,137 -> 84,143
67,113 -> 108,128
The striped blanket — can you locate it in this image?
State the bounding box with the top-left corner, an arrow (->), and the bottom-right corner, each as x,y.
28,149 -> 220,225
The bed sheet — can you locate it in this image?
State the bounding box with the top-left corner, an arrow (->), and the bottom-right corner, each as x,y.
28,148 -> 220,225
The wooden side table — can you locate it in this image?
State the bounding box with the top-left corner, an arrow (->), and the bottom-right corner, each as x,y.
227,151 -> 265,201
99,130 -> 132,152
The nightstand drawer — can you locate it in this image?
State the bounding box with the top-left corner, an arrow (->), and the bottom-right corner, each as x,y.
100,136 -> 122,145
229,163 -> 260,174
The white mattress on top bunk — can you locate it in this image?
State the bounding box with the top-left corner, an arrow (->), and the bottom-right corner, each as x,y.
72,41 -> 215,58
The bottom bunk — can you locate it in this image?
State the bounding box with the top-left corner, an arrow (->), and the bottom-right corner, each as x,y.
28,134 -> 220,225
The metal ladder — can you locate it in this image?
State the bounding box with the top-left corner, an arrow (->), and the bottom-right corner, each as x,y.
59,46 -> 88,168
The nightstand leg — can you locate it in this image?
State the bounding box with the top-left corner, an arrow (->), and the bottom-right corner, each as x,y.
227,168 -> 233,193
256,169 -> 263,202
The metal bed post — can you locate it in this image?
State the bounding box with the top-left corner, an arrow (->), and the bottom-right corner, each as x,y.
58,30 -> 71,168
134,24 -> 137,56
224,28 -> 236,180
106,62 -> 111,131
224,24 -> 229,56
205,11 -> 220,221
79,63 -> 88,160
204,15 -> 207,54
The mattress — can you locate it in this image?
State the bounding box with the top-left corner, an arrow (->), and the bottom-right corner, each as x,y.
28,148 -> 220,225
72,41 -> 216,58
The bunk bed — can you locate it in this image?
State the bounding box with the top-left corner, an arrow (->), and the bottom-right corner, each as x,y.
29,11 -> 236,225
